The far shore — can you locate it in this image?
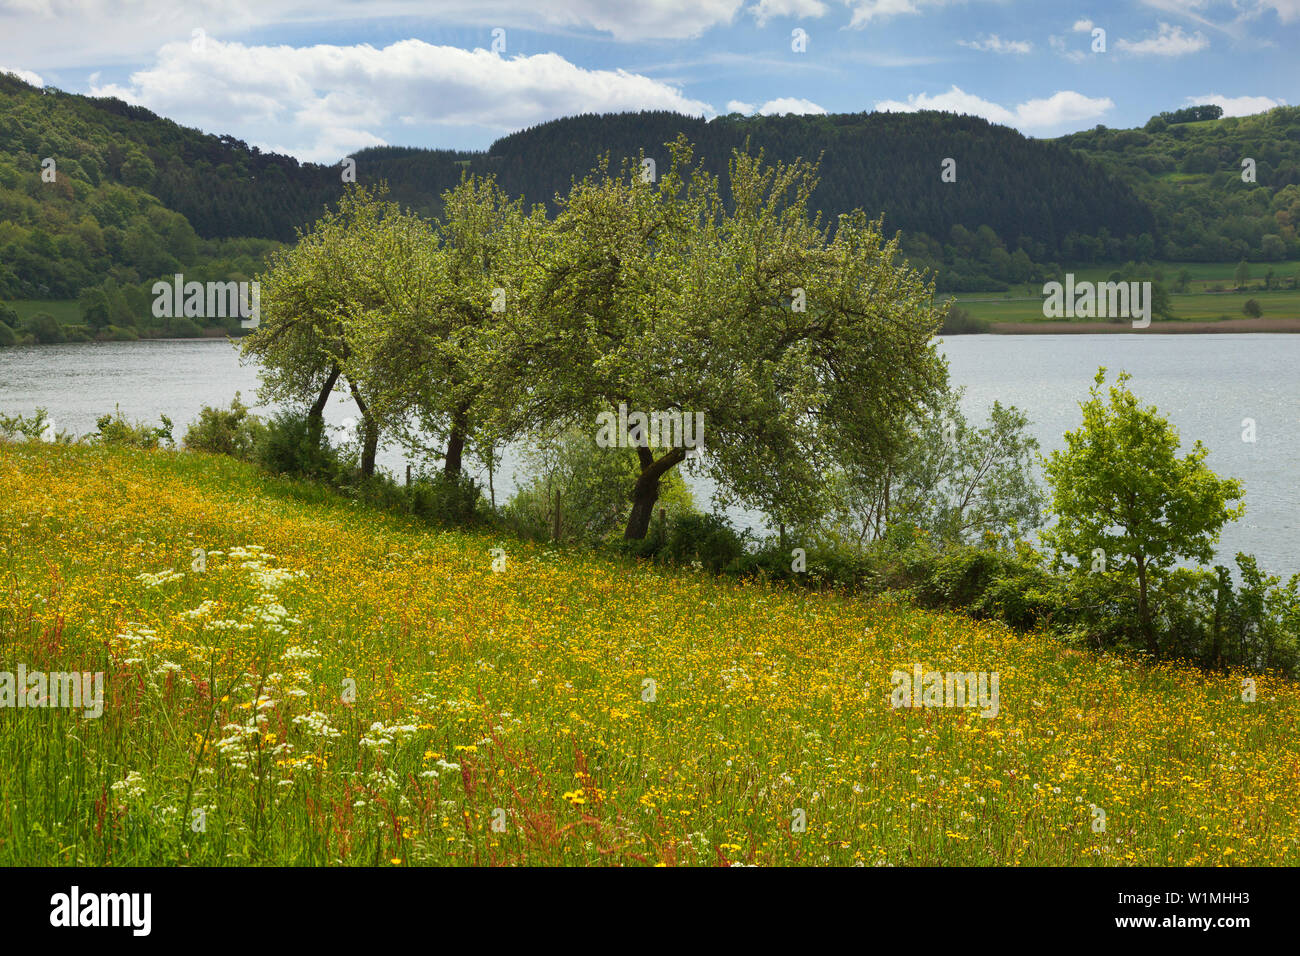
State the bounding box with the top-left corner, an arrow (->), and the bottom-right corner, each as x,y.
988,317 -> 1300,334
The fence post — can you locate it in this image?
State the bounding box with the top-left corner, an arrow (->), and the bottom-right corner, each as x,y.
405,464 -> 411,486
552,488 -> 562,542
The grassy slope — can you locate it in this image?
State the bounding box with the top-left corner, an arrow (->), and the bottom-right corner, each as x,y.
1,442 -> 1297,866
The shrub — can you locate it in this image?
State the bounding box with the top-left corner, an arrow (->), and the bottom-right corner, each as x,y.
659,511 -> 747,571
254,410 -> 345,480
406,471 -> 484,525
0,407 -> 59,442
24,312 -> 64,344
183,393 -> 265,459
939,306 -> 991,335
1243,298 -> 1263,317
166,317 -> 204,338
97,325 -> 139,341
92,406 -> 174,449
0,321 -> 15,347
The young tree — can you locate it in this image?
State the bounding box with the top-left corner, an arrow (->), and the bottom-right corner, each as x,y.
825,390 -> 1044,548
1041,368 -> 1244,656
1234,259 -> 1251,290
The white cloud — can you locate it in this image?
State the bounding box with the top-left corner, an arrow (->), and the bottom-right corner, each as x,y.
844,0 -> 954,29
1186,92 -> 1287,116
1048,35 -> 1087,62
1115,22 -> 1208,55
1258,0 -> 1300,22
747,0 -> 828,25
1145,0 -> 1300,26
756,96 -> 826,114
0,1 -> 751,68
957,34 -> 1032,54
0,66 -> 44,86
874,85 -> 1113,132
727,99 -> 756,113
1072,18 -> 1094,32
88,38 -> 714,163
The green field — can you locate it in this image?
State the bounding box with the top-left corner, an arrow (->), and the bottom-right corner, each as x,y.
1,299 -> 85,326
951,261 -> 1300,326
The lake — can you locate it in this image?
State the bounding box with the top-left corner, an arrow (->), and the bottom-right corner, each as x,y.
1,335 -> 1297,576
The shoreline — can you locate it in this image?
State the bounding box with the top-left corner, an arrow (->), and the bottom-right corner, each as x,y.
987,317 -> 1300,334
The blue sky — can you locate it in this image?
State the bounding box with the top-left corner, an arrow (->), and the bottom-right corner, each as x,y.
0,1 -> 1295,162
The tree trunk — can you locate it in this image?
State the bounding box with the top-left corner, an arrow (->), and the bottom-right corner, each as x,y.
624,446 -> 686,540
444,429 -> 466,475
347,379 -> 378,479
444,406 -> 469,475
308,364 -> 341,446
1136,556 -> 1157,656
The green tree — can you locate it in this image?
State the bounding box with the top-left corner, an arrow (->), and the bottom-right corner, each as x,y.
349,175 -> 542,478
821,390 -> 1043,548
244,185 -> 399,478
1042,369 -> 1244,656
24,311 -> 64,344
519,138 -> 947,539
1234,259 -> 1251,290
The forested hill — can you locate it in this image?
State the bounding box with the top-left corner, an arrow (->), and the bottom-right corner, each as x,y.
1059,107 -> 1300,262
359,109 -> 1154,261
4,67 -> 1299,305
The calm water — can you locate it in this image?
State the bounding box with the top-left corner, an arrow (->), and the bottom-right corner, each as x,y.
1,336 -> 1296,575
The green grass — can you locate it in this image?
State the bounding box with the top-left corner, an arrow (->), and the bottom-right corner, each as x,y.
949,262 -> 1300,325
2,299 -> 84,325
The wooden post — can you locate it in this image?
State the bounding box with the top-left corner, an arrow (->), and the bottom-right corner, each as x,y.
405,464 -> 411,486
659,508 -> 666,538
552,488 -> 562,542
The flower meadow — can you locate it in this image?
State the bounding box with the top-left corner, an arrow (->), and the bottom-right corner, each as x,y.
1,441 -> 1297,867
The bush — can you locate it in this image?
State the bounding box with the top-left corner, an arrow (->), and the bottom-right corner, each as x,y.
0,407 -> 60,442
254,410 -> 345,480
92,406 -> 174,449
405,470 -> 484,525
166,317 -> 204,338
939,306 -> 991,335
97,325 -> 139,341
183,393 -> 265,459
62,324 -> 94,342
1243,298 -> 1263,317
654,511 -> 747,571
0,321 -> 15,347
24,312 -> 64,344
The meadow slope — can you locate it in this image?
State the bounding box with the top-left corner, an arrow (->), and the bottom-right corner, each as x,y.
1,442 -> 1296,866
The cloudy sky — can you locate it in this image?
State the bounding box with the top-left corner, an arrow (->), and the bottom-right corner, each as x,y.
1,0 -> 1295,163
